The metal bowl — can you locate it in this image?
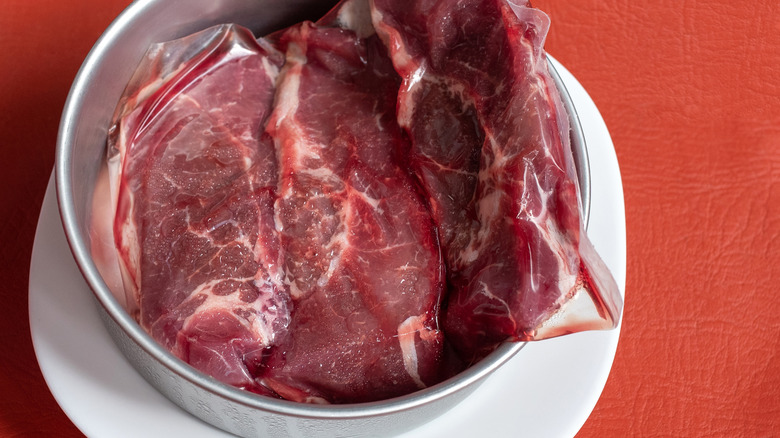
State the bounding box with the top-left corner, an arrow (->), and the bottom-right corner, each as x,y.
55,1 -> 589,436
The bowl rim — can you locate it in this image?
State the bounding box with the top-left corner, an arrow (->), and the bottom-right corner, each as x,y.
55,0 -> 587,420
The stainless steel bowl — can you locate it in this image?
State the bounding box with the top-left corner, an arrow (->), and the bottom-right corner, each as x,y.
56,1 -> 589,436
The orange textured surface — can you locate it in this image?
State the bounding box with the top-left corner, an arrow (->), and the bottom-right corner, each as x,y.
1,0 -> 778,437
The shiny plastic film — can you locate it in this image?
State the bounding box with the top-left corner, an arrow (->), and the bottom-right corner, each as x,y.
96,0 -> 623,404
371,0 -> 622,362
105,24 -> 291,396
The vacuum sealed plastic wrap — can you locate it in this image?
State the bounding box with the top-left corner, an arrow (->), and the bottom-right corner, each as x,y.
107,24 -> 290,394
258,13 -> 448,403
97,0 -> 623,404
371,0 -> 622,362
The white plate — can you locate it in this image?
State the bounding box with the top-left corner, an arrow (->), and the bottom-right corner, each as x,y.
29,59 -> 625,438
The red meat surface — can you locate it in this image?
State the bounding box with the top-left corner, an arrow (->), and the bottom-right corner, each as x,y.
371,0 -> 623,362
110,25 -> 290,392
106,0 -> 624,404
260,15 -> 446,403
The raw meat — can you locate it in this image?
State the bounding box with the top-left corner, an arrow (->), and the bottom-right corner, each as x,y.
371,0 -> 623,362
105,0 -> 624,404
260,12 -> 447,403
108,25 -> 290,392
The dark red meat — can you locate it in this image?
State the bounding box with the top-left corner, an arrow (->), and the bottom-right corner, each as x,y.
260,17 -> 446,403
110,25 -> 290,392
107,0 -> 623,403
371,0 -> 623,362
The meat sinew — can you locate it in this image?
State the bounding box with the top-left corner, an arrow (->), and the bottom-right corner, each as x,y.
371,0 -> 623,362
109,25 -> 290,393
260,11 -> 447,403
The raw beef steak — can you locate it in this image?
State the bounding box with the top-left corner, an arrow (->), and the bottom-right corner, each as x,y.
371,0 -> 623,361
261,16 -> 446,403
109,25 -> 290,392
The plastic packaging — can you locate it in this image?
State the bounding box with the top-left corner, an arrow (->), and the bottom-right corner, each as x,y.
96,0 -> 623,403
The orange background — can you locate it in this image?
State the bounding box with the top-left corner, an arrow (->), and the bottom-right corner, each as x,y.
1,0 -> 778,436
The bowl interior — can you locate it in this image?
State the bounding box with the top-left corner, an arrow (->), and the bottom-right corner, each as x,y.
56,0 -> 585,420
